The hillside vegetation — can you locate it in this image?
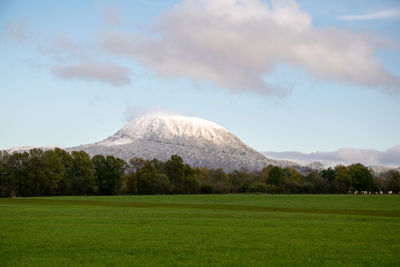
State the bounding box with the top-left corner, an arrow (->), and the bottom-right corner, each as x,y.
0,148 -> 399,197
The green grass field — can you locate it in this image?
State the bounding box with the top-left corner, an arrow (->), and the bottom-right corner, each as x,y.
1,194 -> 399,266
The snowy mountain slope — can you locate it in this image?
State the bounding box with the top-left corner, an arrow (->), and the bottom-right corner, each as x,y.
68,113 -> 292,172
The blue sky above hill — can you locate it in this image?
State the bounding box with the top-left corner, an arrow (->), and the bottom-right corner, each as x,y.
0,0 -> 399,158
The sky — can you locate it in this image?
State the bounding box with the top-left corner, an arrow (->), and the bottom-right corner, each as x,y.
1,0 -> 400,161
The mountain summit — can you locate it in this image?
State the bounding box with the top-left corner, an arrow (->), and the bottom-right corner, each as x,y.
99,113 -> 234,147
69,113 -> 280,172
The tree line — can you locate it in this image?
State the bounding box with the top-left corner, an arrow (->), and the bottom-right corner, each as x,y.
0,148 -> 399,197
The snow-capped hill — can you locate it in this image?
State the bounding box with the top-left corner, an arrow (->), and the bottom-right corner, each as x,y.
69,113 -> 279,172
99,113 -> 229,147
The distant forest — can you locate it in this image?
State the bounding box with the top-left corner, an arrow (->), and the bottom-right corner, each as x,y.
0,148 -> 399,197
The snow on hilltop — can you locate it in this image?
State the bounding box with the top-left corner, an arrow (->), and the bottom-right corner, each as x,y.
98,113 -> 227,147
68,113 -> 294,172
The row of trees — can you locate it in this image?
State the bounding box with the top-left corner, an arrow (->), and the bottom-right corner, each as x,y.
0,148 -> 399,197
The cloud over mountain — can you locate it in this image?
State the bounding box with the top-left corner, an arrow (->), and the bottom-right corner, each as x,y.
100,0 -> 399,95
263,145 -> 400,167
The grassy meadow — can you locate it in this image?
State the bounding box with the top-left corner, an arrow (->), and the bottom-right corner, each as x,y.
1,194 -> 399,266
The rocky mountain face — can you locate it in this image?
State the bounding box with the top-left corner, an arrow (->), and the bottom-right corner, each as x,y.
68,113 -> 292,173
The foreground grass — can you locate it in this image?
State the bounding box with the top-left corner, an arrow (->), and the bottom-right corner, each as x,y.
1,195 -> 399,266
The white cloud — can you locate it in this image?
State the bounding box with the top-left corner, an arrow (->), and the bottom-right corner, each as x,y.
340,9 -> 400,20
99,0 -> 400,96
263,145 -> 400,167
53,62 -> 131,86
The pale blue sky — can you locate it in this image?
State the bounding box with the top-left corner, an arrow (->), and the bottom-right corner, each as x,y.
1,0 -> 399,153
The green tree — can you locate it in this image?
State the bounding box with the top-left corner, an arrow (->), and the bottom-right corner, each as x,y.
165,155 -> 185,193
154,173 -> 171,194
229,170 -> 248,193
266,166 -> 285,188
385,170 -> 400,192
305,171 -> 329,193
209,168 -> 229,193
195,168 -> 215,193
348,163 -> 375,191
121,172 -> 137,195
93,155 -> 127,195
321,167 -> 337,182
54,148 -> 73,195
26,149 -> 46,196
137,161 -> 171,194
334,165 -> 352,193
0,151 -> 15,197
182,164 -> 198,193
284,167 -> 302,183
151,158 -> 165,174
71,151 -> 96,195
137,161 -> 157,194
129,157 -> 146,174
42,150 -> 65,196
92,155 -> 107,194
8,152 -> 29,196
282,167 -> 305,193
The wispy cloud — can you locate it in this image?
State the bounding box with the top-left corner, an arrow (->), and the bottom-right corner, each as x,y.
100,0 -> 400,96
263,145 -> 400,167
5,19 -> 30,41
36,33 -> 90,62
103,4 -> 122,25
5,21 -> 130,87
53,62 -> 131,86
124,105 -> 177,121
340,9 -> 400,21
